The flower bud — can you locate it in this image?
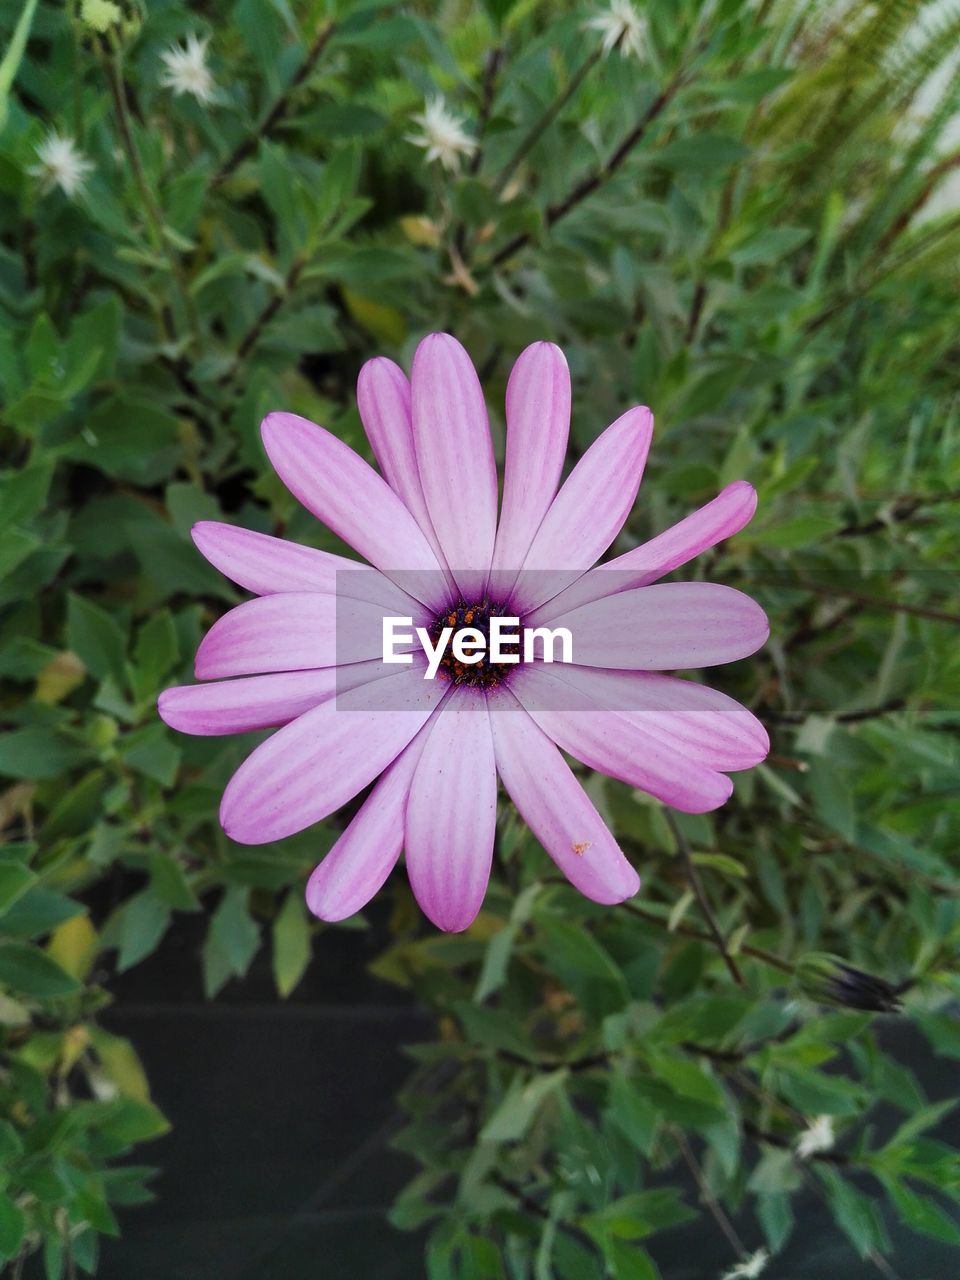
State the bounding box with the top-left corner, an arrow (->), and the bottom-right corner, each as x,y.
796,952 -> 900,1013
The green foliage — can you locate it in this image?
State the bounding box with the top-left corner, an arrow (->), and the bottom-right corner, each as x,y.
2,0 -> 960,1274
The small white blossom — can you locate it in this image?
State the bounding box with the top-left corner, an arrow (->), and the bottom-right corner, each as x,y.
160,34 -> 216,104
408,98 -> 477,172
29,131 -> 94,198
721,1249 -> 770,1280
795,1114 -> 835,1160
585,0 -> 647,60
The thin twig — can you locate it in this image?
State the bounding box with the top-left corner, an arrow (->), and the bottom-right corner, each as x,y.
212,21 -> 337,186
675,1129 -> 747,1257
487,68 -> 687,268
622,900 -> 795,975
217,255 -> 307,386
492,46 -> 603,198
666,812 -> 745,986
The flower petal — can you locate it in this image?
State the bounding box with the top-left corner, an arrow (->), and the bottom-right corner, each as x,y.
220,663 -> 447,845
546,582 -> 769,670
490,343 -> 571,588
191,520 -> 425,616
158,661 -> 394,737
488,690 -> 640,904
528,481 -> 757,624
305,721 -> 433,923
193,592 -> 403,678
405,690 -> 497,932
511,665 -> 734,813
260,411 -> 446,608
411,333 -> 498,599
510,406 -> 653,613
357,357 -> 449,569
512,664 -> 769,771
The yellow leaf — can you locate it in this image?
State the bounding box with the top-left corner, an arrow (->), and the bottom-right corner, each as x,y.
88,1026 -> 150,1101
35,651 -> 86,704
48,913 -> 98,981
342,289 -> 406,345
399,214 -> 441,247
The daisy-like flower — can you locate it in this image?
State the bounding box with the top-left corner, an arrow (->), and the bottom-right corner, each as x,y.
158,335 -> 769,932
585,0 -> 647,60
795,1114 -> 835,1160
408,98 -> 477,172
159,34 -> 216,104
29,131 -> 94,198
721,1249 -> 770,1280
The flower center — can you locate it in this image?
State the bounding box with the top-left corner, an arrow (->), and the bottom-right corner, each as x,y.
429,599 -> 517,688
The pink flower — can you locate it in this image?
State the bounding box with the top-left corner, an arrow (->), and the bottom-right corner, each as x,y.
159,334 -> 769,932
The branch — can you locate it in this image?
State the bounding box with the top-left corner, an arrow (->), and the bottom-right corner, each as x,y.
212,21 -> 336,187
666,812 -> 744,986
487,68 -> 687,268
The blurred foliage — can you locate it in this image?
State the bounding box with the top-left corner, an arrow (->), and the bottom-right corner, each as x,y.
1,0 -> 960,1274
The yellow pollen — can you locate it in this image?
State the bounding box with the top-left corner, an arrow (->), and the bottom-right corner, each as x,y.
572,841 -> 592,856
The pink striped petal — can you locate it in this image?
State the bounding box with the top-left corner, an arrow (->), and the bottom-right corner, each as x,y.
510,406 -> 653,613
191,521 -> 426,617
529,481 -> 757,625
490,343 -> 571,588
547,582 -> 769,670
411,334 -> 498,600
260,412 -> 446,609
194,592 -> 407,679
357,358 -> 448,569
220,664 -> 447,845
157,661 -> 395,737
159,669 -> 337,735
405,690 -> 497,932
511,666 -> 733,814
305,721 -> 434,922
513,664 -> 769,771
488,691 -> 640,904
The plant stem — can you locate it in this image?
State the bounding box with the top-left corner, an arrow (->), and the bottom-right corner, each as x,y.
212,21 -> 336,186
666,812 -> 745,986
492,46 -> 603,198
103,45 -> 198,341
218,255 -> 307,386
487,67 -> 686,268
675,1129 -> 747,1256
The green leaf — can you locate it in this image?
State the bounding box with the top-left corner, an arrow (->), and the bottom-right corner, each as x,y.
480,1070 -> 568,1143
607,1074 -> 659,1155
0,727 -> 87,781
0,1194 -> 26,1261
112,892 -> 171,972
66,593 -> 127,685
817,1166 -> 888,1258
882,1175 -> 960,1244
0,860 -> 36,915
0,942 -> 81,998
272,890 -> 311,998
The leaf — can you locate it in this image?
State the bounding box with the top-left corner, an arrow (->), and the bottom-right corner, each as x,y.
607,1075 -> 659,1155
657,134 -> 749,172
113,892 -> 170,972
817,1166 -> 888,1258
0,860 -> 36,915
480,1070 -> 568,1143
66,593 -> 127,685
882,1175 -> 960,1244
0,942 -> 81,998
47,914 -> 98,981
0,727 -> 87,780
0,1195 -> 26,1261
272,890 -> 311,998
88,1027 -> 151,1101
